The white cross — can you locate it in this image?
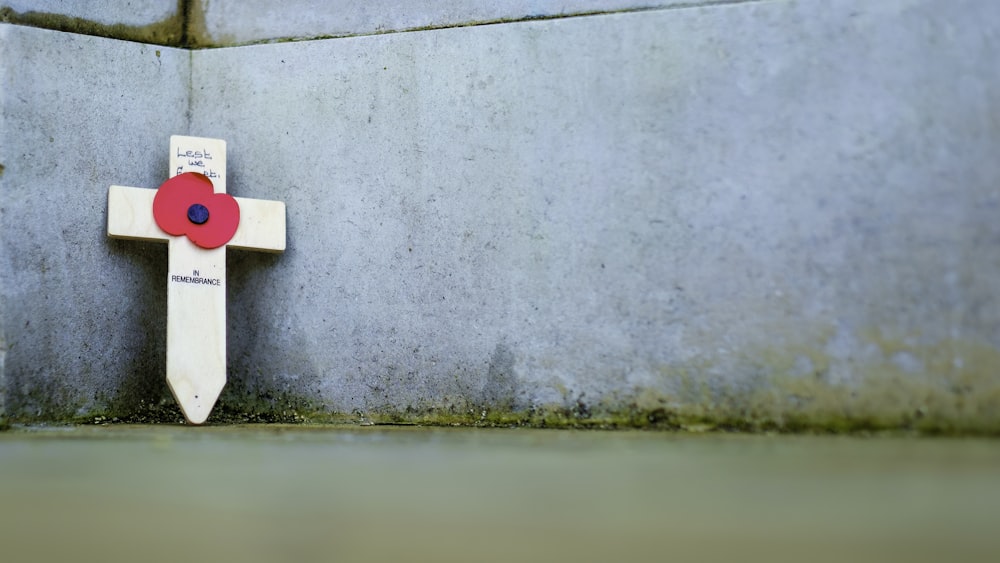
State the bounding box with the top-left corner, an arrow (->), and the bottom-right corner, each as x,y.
107,135 -> 285,424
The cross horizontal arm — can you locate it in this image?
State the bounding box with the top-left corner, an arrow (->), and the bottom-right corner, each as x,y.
107,185 -> 167,242
108,185 -> 286,252
229,198 -> 286,253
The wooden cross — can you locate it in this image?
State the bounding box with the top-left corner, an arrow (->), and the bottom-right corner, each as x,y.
107,135 -> 285,424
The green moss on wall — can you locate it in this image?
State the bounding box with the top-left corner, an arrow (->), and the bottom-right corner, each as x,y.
0,4 -> 186,47
5,331 -> 999,435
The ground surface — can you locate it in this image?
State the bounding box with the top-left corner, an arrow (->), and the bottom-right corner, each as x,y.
1,425 -> 998,562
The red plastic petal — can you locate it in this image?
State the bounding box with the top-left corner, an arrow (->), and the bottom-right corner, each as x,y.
153,172 -> 240,249
154,173 -> 212,235
188,192 -> 240,249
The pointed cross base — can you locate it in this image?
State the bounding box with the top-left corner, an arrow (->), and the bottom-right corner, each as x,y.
107,136 -> 285,424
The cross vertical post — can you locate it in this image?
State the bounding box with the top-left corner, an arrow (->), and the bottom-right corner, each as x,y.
107,136 -> 286,424
166,136 -> 228,424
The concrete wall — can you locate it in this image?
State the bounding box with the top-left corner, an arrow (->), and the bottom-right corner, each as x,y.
0,0 -> 184,45
1,0 -> 177,27
0,0 -> 752,47
2,0 -> 999,430
0,24 -> 189,420
193,0 -> 748,46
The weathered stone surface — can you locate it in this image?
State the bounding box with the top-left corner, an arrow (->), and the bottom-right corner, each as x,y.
0,0 -> 750,48
191,0 -> 1000,427
191,0 -> 746,47
0,0 -> 183,45
2,0 -> 1000,429
1,0 -> 176,26
0,24 -> 188,419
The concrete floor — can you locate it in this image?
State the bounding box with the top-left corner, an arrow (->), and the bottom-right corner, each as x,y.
1,426 -> 998,562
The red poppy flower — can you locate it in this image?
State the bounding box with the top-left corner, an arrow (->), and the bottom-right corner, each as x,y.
153,172 -> 240,249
